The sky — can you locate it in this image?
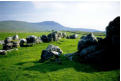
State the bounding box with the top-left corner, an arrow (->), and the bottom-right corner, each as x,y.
0,1 -> 120,31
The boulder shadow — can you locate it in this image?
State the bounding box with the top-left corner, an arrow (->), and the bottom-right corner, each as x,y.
15,59 -> 100,73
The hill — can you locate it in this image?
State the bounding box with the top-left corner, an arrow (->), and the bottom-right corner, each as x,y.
0,20 -> 101,32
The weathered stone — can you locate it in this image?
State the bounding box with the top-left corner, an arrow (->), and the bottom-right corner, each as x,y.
36,37 -> 42,44
76,16 -> 120,68
106,16 -> 120,41
3,36 -> 20,50
12,41 -> 20,48
26,35 -> 37,44
3,42 -> 13,50
13,35 -> 19,40
47,31 -> 65,42
69,34 -> 78,39
4,37 -> 13,43
64,53 -> 74,61
62,32 -> 67,38
104,16 -> 120,67
20,39 -> 27,47
39,44 -> 63,63
84,49 -> 104,61
0,50 -> 7,55
48,33 -> 54,41
41,35 -> 48,42
79,45 -> 97,56
78,33 -> 98,51
40,50 -> 54,62
46,44 -> 63,54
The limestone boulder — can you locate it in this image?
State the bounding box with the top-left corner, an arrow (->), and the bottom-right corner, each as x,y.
0,50 -> 7,55
41,35 -> 48,42
20,39 -> 27,47
39,44 -> 63,63
78,33 -> 98,51
13,35 -> 19,40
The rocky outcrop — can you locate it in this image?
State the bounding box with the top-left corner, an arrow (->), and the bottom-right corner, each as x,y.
104,16 -> 120,67
77,16 -> 120,68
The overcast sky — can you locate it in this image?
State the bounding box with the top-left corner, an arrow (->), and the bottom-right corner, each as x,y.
0,1 -> 120,31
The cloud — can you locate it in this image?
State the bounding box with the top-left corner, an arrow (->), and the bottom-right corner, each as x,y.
31,1 -> 120,31
0,1 -> 120,31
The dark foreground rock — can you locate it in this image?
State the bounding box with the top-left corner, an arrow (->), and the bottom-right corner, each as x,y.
77,16 -> 120,69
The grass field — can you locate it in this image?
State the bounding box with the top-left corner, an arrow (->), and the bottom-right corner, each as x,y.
0,31 -> 119,81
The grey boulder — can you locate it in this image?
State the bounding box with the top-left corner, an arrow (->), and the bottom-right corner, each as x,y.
39,44 -> 63,63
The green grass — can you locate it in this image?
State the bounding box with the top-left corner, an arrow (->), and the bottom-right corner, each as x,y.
0,32 -> 119,81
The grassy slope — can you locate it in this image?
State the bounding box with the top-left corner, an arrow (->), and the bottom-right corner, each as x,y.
0,32 -> 119,81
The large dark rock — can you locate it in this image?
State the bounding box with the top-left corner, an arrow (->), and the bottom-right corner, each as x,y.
76,16 -> 120,68
106,16 -> 120,41
78,33 -> 98,51
104,16 -> 120,67
106,16 -> 120,51
79,45 -> 97,57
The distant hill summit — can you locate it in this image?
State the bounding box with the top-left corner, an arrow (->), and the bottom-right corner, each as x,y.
35,21 -> 64,27
0,20 -> 101,32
